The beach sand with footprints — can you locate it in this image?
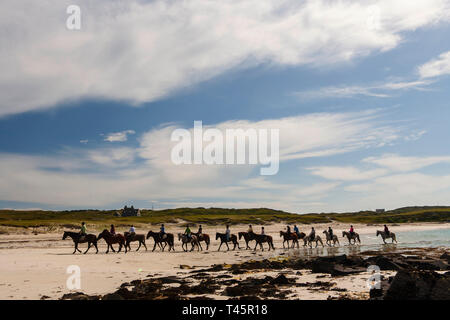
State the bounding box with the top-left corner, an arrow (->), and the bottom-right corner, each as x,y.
0,222 -> 449,300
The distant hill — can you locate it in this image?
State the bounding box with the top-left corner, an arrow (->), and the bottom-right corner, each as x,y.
0,206 -> 449,228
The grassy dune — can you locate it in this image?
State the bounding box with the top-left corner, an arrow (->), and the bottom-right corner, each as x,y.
0,206 -> 449,229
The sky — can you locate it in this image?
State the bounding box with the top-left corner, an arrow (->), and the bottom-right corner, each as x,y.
1,0 -> 450,213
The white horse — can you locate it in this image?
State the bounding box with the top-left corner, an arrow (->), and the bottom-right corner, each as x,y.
376,230 -> 397,244
323,230 -> 340,246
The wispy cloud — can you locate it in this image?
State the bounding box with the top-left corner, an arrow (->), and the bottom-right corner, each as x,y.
294,80 -> 432,100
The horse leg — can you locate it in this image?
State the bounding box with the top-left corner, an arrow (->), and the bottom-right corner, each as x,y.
84,242 -> 91,254
226,242 -> 230,251
111,244 -> 116,252
218,242 -> 222,251
73,242 -> 78,254
198,242 -> 203,251
136,241 -> 141,252
106,243 -> 110,254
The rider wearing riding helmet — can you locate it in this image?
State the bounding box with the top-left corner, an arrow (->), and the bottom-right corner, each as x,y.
184,224 -> 191,239
349,225 -> 355,236
160,224 -> 166,239
248,224 -> 253,234
293,225 -> 300,236
80,222 -> 87,236
309,227 -> 315,241
110,224 -> 116,235
384,224 -> 390,236
261,227 -> 265,235
328,226 -> 333,238
197,225 -> 203,235
286,225 -> 291,235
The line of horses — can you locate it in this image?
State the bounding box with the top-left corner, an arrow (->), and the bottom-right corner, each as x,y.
62,228 -> 397,254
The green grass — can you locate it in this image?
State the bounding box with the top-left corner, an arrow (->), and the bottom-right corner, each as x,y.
0,206 -> 449,229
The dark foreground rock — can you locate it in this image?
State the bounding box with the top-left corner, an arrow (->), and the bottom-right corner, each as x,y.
373,270 -> 450,300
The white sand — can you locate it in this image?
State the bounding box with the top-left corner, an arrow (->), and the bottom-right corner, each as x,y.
0,222 -> 448,300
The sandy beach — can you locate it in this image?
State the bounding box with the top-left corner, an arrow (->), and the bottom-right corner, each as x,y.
0,222 -> 449,300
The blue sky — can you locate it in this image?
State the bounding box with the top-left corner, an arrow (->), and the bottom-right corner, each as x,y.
1,0 -> 450,212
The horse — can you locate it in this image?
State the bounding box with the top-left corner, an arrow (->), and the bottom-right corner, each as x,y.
377,230 -> 397,244
253,234 -> 275,251
97,229 -> 127,253
178,233 -> 201,252
62,231 -> 98,254
192,232 -> 210,250
279,231 -> 299,249
342,231 -> 361,245
322,230 -> 340,247
124,232 -> 147,251
238,232 -> 256,249
146,231 -> 175,252
305,235 -> 324,248
215,233 -> 240,251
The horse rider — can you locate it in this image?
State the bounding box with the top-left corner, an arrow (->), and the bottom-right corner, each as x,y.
328,226 -> 333,239
226,225 -> 231,241
248,224 -> 254,234
349,225 -> 355,237
110,224 -> 116,235
293,225 -> 300,237
286,225 -> 291,235
80,222 -> 87,239
261,226 -> 265,235
160,224 -> 167,239
184,224 -> 192,240
197,225 -> 203,236
308,227 -> 315,241
384,224 -> 390,236
129,225 -> 136,239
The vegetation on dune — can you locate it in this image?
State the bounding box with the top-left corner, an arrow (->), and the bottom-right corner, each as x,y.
0,206 -> 449,229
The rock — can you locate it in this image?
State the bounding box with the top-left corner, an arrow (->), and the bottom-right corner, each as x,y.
102,293 -> 124,300
60,292 -> 97,300
365,255 -> 404,271
269,274 -> 291,285
384,270 -> 450,300
440,252 -> 450,262
180,264 -> 192,269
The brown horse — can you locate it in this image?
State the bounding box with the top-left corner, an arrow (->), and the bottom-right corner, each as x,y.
192,232 -> 210,250
216,233 -> 240,251
342,231 -> 361,245
97,229 -> 127,253
279,231 -> 299,249
124,232 -> 147,251
178,233 -> 201,252
146,231 -> 175,252
253,234 -> 275,251
62,231 -> 98,254
238,232 -> 256,249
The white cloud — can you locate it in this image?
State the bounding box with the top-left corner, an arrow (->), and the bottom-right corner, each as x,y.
0,110 -> 412,209
418,51 -> 450,78
295,80 -> 432,100
308,166 -> 389,181
104,130 -> 135,142
363,154 -> 450,172
1,0 -> 449,116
